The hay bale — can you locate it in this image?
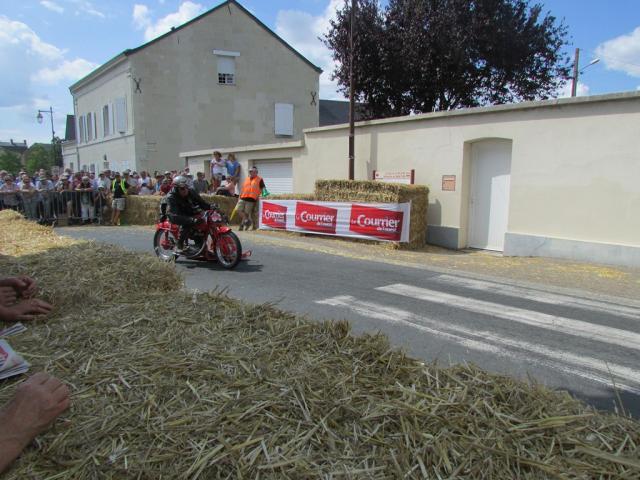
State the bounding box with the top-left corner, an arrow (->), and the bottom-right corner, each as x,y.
121,195 -> 162,225
0,214 -> 639,479
315,179 -> 429,250
121,195 -> 242,226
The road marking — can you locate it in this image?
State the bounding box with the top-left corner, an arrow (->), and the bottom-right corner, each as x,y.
376,283 -> 640,351
433,274 -> 640,320
317,295 -> 640,394
318,295 -> 503,355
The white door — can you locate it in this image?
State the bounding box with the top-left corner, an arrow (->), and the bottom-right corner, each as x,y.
253,159 -> 293,194
468,139 -> 512,251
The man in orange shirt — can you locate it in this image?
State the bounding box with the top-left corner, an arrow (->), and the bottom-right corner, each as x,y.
237,167 -> 265,231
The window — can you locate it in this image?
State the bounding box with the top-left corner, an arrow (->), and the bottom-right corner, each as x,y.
103,105 -> 110,137
115,97 -> 127,133
275,103 -> 294,136
214,50 -> 239,85
217,56 -> 235,84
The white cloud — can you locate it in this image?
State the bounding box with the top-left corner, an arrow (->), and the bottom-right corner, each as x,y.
595,27 -> 640,78
0,16 -> 94,109
133,4 -> 151,30
135,1 -> 205,42
40,1 -> 64,14
33,58 -> 98,85
556,80 -> 590,98
69,0 -> 105,19
275,0 -> 345,100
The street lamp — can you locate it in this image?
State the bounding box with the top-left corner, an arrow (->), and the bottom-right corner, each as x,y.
36,106 -> 61,167
571,48 -> 600,97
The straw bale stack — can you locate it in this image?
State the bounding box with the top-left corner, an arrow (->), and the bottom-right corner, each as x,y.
315,180 -> 429,249
121,195 -> 241,226
1,213 -> 639,479
121,195 -> 163,225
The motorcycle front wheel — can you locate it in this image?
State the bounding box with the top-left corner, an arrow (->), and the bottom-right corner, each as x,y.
153,229 -> 177,262
215,231 -> 242,269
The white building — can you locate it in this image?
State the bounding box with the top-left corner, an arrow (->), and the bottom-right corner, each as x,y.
67,0 -> 321,175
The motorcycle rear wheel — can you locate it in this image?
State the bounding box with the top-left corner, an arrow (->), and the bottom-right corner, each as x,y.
215,231 -> 242,269
153,229 -> 177,262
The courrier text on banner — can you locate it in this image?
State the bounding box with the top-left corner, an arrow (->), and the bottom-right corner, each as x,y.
259,200 -> 411,242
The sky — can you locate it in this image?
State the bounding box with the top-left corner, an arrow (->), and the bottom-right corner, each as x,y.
1,0 -> 640,144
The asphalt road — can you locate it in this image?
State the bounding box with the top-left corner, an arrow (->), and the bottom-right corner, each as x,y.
57,226 -> 640,417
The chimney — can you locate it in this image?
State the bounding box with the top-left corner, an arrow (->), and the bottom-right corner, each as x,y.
10,139 -> 14,145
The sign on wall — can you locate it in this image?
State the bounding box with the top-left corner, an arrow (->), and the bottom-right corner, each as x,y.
259,200 -> 411,243
442,175 -> 456,191
373,170 -> 415,184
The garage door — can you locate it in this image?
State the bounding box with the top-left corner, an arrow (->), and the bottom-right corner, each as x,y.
252,159 -> 293,194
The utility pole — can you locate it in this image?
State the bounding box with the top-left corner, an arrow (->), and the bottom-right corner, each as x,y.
348,0 -> 356,180
571,48 -> 580,97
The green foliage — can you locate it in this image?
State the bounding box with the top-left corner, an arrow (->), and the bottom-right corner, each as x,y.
0,150 -> 23,174
25,144 -> 55,174
323,0 -> 571,119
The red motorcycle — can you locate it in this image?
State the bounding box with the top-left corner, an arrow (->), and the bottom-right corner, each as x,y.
153,208 -> 247,268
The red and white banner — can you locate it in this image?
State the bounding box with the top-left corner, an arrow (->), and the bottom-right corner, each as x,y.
259,200 -> 411,242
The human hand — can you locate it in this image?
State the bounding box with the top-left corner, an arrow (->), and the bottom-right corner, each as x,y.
0,287 -> 17,307
0,372 -> 70,449
0,276 -> 37,299
15,276 -> 37,298
1,299 -> 53,322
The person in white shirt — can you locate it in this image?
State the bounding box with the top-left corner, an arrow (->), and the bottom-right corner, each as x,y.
96,172 -> 110,191
19,176 -> 38,220
35,174 -> 55,221
210,151 -> 227,192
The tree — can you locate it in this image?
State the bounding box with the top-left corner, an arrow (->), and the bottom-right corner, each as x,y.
323,0 -> 571,119
0,151 -> 22,174
25,144 -> 55,174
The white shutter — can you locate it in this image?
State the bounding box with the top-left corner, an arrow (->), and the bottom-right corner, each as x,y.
115,97 -> 127,133
87,113 -> 93,141
103,105 -> 110,136
78,116 -> 84,144
253,160 -> 293,194
111,103 -> 116,135
275,103 -> 293,136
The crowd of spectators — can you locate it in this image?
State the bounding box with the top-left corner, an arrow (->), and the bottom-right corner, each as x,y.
0,158 -> 241,225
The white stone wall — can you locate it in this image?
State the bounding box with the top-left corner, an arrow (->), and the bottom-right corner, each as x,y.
181,93 -> 640,265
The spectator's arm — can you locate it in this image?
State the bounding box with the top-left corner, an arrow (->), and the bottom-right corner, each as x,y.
0,277 -> 37,298
0,299 -> 53,323
0,373 -> 70,474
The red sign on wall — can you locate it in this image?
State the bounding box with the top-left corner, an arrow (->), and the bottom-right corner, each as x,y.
261,201 -> 288,229
349,204 -> 404,241
295,201 -> 338,234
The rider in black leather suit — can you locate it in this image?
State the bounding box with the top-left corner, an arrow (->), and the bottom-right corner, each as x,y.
166,176 -> 213,253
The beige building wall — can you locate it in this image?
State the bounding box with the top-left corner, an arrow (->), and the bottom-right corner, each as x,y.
72,59 -> 136,173
182,92 -> 640,266
132,1 -> 319,173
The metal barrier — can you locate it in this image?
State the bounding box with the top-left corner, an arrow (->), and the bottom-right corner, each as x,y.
0,191 -> 111,226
